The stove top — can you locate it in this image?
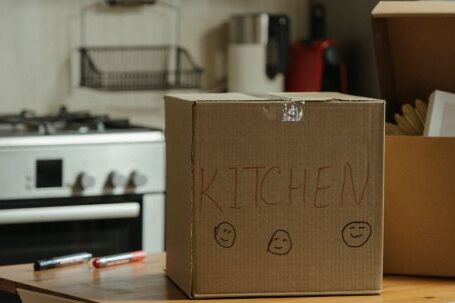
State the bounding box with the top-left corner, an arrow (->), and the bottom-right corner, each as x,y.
0,107 -> 165,200
0,107 -> 156,136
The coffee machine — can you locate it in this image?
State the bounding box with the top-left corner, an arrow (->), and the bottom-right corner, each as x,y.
228,14 -> 290,93
285,3 -> 348,93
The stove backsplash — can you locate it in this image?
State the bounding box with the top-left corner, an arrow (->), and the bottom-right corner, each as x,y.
0,0 -> 309,129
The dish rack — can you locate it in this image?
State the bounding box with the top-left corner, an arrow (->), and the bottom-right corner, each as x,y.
80,46 -> 202,91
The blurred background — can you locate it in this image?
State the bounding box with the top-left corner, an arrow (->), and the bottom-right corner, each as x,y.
0,0 -> 390,129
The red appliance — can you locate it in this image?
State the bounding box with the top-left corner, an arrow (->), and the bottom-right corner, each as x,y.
285,3 -> 348,93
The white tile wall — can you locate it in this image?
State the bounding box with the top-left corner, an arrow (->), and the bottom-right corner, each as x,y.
0,0 -> 309,128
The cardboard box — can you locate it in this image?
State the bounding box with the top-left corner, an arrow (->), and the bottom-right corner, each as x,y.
165,92 -> 384,298
372,1 -> 455,277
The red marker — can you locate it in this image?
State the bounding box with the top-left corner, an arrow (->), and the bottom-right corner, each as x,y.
92,250 -> 146,268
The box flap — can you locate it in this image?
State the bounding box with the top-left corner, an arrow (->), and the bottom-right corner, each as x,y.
166,93 -> 268,102
373,1 -> 455,17
167,92 -> 382,103
274,92 -> 380,102
372,1 -> 455,119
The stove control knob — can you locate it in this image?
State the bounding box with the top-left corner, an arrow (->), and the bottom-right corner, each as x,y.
129,171 -> 148,187
107,172 -> 127,188
76,173 -> 95,190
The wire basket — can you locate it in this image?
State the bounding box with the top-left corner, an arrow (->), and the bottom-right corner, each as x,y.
80,46 -> 203,91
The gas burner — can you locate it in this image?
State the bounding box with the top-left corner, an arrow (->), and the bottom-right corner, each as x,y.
0,107 -> 148,136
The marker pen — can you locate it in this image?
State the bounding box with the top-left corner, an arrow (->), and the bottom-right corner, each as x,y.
92,250 -> 146,268
34,252 -> 93,271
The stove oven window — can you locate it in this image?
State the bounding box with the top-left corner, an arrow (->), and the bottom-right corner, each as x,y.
36,159 -> 63,188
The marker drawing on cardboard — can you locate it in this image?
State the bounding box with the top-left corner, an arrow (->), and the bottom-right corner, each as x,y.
267,229 -> 292,255
214,222 -> 236,248
341,221 -> 372,248
165,92 -> 384,297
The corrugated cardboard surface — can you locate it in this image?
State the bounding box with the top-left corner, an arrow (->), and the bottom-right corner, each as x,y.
372,2 -> 455,277
372,1 -> 455,17
165,93 -> 384,297
385,136 -> 455,277
165,98 -> 194,296
372,1 -> 455,119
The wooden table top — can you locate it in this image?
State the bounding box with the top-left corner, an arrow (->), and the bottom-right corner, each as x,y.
1,253 -> 455,303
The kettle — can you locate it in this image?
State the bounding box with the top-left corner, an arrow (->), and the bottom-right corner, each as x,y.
228,14 -> 290,93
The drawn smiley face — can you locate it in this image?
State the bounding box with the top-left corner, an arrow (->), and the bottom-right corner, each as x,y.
341,221 -> 372,248
214,222 -> 236,248
267,229 -> 292,255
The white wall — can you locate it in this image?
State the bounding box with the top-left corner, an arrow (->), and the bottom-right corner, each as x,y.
0,1 -> 81,114
178,0 -> 310,90
0,0 -> 309,128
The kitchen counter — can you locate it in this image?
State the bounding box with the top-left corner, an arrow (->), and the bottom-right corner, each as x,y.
1,253 -> 455,303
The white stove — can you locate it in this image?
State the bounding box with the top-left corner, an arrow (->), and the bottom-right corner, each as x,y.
0,131 -> 164,200
0,107 -> 165,265
0,107 -> 164,200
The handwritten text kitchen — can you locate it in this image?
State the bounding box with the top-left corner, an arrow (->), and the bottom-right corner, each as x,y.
198,162 -> 371,212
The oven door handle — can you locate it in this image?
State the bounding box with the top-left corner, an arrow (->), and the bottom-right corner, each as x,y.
0,203 -> 140,225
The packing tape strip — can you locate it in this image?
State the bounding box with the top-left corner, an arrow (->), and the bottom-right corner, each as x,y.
246,93 -> 305,122
281,101 -> 304,122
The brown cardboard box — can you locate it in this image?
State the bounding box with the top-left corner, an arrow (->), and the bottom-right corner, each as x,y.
165,92 -> 384,298
372,1 -> 455,277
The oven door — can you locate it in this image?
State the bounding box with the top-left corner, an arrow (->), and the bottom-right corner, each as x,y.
0,195 -> 143,266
